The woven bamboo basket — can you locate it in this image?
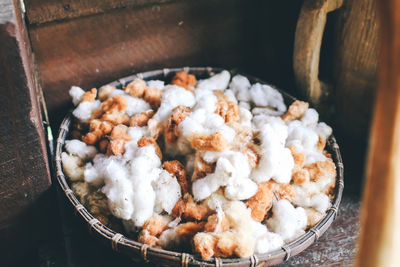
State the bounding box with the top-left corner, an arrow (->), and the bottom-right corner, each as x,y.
54,67 -> 344,267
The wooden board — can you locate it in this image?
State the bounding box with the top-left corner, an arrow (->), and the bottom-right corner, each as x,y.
0,0 -> 51,265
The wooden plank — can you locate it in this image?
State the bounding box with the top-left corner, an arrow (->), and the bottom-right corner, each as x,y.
0,0 -> 51,265
29,0 -> 254,124
332,0 -> 378,140
25,0 -> 176,25
356,0 -> 400,266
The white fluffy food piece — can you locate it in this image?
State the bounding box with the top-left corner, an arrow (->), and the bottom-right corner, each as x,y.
147,80 -> 165,90
196,70 -> 231,91
251,121 -> 294,184
153,170 -> 182,214
229,74 -> 251,102
69,86 -> 85,106
61,152 -> 84,181
124,96 -> 151,117
267,199 -> 307,242
249,83 -> 286,114
65,139 -> 97,160
72,100 -> 101,122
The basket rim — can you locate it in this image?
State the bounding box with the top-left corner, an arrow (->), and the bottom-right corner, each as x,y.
54,67 -> 344,267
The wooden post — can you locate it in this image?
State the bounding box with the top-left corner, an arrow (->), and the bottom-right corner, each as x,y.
356,0 -> 400,266
0,0 -> 51,264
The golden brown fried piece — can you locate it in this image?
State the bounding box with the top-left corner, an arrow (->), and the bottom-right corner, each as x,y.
281,100 -> 309,123
97,85 -> 115,101
137,137 -> 162,159
176,221 -> 206,238
106,125 -> 131,156
204,214 -> 229,233
244,143 -> 261,169
214,231 -> 237,258
214,91 -> 240,123
130,110 -> 154,127
193,233 -> 217,260
304,159 -> 336,182
164,106 -> 191,144
171,71 -> 196,91
317,136 -> 326,152
81,88 -> 97,102
163,160 -> 189,194
124,78 -> 147,98
192,152 -> 216,181
271,182 -> 297,202
143,87 -> 162,109
138,230 -> 160,248
292,169 -> 310,185
142,215 -> 168,236
171,193 -> 210,221
288,145 -> 306,170
246,181 -> 274,222
191,132 -> 228,152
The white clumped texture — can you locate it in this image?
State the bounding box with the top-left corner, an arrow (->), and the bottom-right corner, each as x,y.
147,80 -> 165,90
196,70 -> 231,91
249,83 -> 286,113
153,170 -> 182,214
229,74 -> 251,102
65,140 -> 97,160
255,232 -> 284,254
124,96 -> 151,117
267,199 -> 307,242
69,86 -> 85,106
154,85 -> 196,123
61,152 -> 84,181
251,121 -> 294,184
72,100 -> 101,122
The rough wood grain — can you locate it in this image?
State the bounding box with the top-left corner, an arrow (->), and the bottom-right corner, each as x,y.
293,0 -> 343,104
29,0 -> 254,126
356,0 -> 400,266
332,0 -> 378,140
25,0 -> 175,25
0,0 -> 51,265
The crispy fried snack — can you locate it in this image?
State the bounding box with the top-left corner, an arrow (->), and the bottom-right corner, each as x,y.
143,87 -> 162,109
130,110 -> 154,127
81,88 -> 97,102
107,125 -> 131,156
138,230 -> 160,248
192,152 -> 216,181
247,181 -> 273,222
193,232 -> 217,260
191,132 -> 228,152
176,221 -> 206,238
142,215 -> 168,236
124,78 -> 147,98
292,169 -> 310,185
137,137 -> 162,159
171,71 -> 196,91
204,214 -> 229,233
281,100 -> 309,123
164,106 -> 191,144
171,193 -> 210,221
163,160 -> 189,194
97,85 -> 116,101
214,91 -> 240,123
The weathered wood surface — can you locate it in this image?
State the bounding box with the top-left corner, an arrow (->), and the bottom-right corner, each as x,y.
25,0 -> 175,25
28,0 -> 257,126
0,0 -> 51,265
332,0 -> 378,140
293,0 -> 343,104
356,0 -> 400,266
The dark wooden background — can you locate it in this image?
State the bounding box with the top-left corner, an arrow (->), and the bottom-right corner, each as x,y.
1,0 -> 378,266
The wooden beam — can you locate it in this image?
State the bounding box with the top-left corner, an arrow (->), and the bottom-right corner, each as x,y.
356,0 -> 400,266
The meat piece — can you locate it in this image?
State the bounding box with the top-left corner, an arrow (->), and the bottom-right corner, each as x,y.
171,71 -> 196,91
163,160 -> 189,194
142,215 -> 168,236
143,87 -> 162,109
107,125 -> 131,156
130,110 -> 154,127
204,214 -> 229,233
192,152 -> 216,181
124,78 -> 147,98
176,221 -> 206,238
137,137 -> 162,159
193,232 -> 216,260
191,132 -> 228,152
81,88 -> 97,102
281,100 -> 309,123
247,182 -> 273,222
164,106 -> 191,144
214,91 -> 240,123
82,130 -> 102,145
